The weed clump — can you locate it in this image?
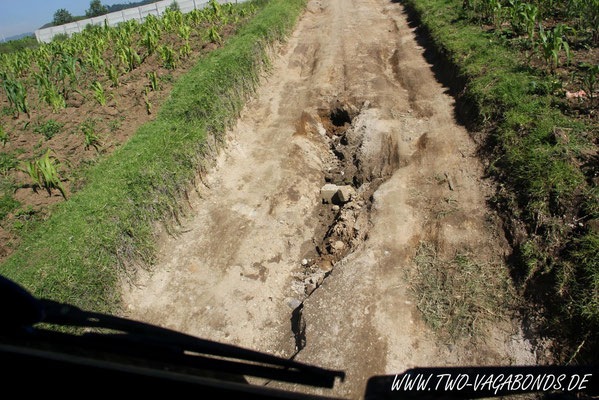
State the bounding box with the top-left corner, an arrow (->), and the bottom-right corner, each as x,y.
409,242 -> 514,342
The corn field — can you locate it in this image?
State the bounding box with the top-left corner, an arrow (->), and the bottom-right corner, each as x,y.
0,1 -> 255,119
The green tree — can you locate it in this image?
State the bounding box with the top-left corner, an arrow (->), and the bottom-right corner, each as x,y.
53,8 -> 74,26
85,0 -> 108,18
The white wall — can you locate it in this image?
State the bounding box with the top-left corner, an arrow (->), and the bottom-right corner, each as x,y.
35,0 -> 244,43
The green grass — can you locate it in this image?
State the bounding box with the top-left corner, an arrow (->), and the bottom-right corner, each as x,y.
402,0 -> 598,352
0,194 -> 20,221
0,0 -> 306,313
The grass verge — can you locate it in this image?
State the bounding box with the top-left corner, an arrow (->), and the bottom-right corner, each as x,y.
401,0 -> 598,359
0,0 -> 306,314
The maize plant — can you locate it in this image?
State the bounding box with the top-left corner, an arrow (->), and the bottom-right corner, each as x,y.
54,53 -> 79,100
143,29 -> 160,56
208,26 -> 222,44
40,83 -> 66,113
585,0 -> 599,43
91,81 -> 107,106
521,3 -> 538,44
582,63 -> 599,107
118,45 -> 141,72
0,125 -> 7,147
159,45 -> 177,69
178,24 -> 191,41
144,14 -> 162,31
162,9 -> 182,32
21,150 -> 68,200
188,9 -> 203,25
9,52 -> 31,78
180,41 -> 191,58
165,9 -> 184,30
1,75 -> 30,118
147,72 -> 160,91
537,24 -> 573,70
80,120 -> 101,151
34,72 -> 66,112
144,87 -> 152,114
35,49 -> 51,75
115,25 -> 133,47
106,63 -> 120,87
209,0 -> 223,20
85,44 -> 105,72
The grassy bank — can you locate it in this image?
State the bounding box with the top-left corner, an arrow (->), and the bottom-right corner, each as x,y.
0,0 -> 306,314
401,0 -> 598,359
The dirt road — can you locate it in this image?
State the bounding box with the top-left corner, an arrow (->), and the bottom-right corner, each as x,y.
122,0 -> 537,397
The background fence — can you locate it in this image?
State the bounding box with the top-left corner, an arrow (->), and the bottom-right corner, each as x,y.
34,0 -> 245,43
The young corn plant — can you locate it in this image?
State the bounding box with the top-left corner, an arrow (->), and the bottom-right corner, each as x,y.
143,29 -> 160,56
1,75 -> 30,118
188,9 -> 203,25
208,26 -> 222,44
80,120 -> 101,151
85,47 -> 105,73
39,81 -> 66,113
106,63 -> 120,87
21,150 -> 68,200
209,0 -> 222,21
507,0 -> 525,34
0,125 -> 7,147
144,87 -> 152,115
538,24 -> 573,71
162,8 -> 183,32
55,53 -> 79,100
118,45 -> 141,72
91,81 -> 107,106
178,24 -> 191,41
147,72 -> 160,91
159,45 -> 177,69
180,41 -> 191,59
582,63 -> 599,107
587,0 -> 599,43
521,3 -> 538,45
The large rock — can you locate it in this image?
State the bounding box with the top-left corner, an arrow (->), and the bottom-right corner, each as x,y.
320,183 -> 339,203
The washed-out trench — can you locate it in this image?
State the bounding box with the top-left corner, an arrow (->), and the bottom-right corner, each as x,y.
121,0 -> 538,397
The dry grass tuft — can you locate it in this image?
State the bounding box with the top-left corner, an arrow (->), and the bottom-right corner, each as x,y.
409,241 -> 515,342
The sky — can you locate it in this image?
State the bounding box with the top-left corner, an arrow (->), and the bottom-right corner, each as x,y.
0,0 -> 128,39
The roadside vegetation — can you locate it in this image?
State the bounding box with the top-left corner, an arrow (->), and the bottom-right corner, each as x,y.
0,0 -> 306,313
402,0 -> 598,361
410,242 -> 515,343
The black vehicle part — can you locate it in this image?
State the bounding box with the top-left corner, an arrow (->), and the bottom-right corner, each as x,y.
0,275 -> 344,397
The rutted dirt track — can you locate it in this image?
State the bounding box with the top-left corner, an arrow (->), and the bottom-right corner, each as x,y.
122,0 -> 537,397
